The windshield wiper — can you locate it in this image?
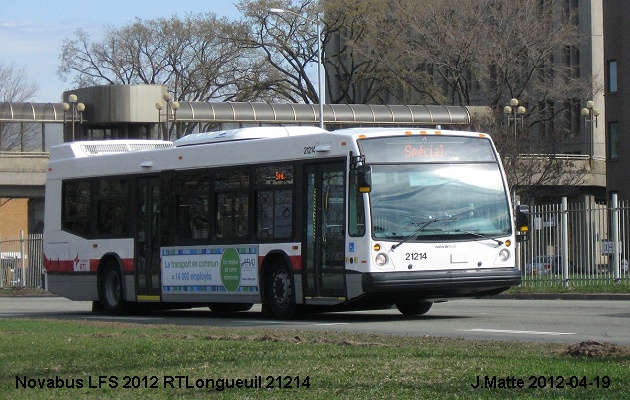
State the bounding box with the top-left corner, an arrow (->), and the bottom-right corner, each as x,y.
453,230 -> 504,246
391,217 -> 458,251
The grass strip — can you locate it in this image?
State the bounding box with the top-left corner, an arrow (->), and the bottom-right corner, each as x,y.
509,278 -> 630,294
1,318 -> 628,399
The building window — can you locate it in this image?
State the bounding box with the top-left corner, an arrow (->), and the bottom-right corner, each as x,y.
608,60 -> 618,93
609,121 -> 619,160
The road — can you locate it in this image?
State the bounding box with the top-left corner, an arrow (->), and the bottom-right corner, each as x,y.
1,297 -> 628,345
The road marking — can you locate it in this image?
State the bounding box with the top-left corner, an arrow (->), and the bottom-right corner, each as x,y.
461,328 -> 576,336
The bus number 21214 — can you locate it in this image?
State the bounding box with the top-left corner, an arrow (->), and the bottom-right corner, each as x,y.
405,253 -> 428,261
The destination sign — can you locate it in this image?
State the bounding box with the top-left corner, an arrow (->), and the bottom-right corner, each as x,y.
358,135 -> 496,163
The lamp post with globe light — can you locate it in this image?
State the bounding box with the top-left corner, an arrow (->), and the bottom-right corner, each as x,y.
62,94 -> 86,142
503,98 -> 526,140
155,93 -> 180,140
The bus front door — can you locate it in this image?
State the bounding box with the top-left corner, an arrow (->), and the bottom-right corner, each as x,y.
135,176 -> 161,301
303,162 -> 347,299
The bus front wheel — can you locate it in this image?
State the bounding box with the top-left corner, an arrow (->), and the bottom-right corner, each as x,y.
395,300 -> 432,316
266,262 -> 298,320
99,262 -> 126,315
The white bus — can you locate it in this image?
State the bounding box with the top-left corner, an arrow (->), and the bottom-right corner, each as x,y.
43,126 -> 528,319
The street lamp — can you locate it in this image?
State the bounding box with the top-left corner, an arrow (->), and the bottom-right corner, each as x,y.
155,93 -> 180,140
62,94 -> 86,141
581,100 -> 599,159
503,98 -> 526,139
155,101 -> 163,139
269,8 -> 325,129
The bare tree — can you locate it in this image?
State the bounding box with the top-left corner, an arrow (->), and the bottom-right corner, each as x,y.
57,13 -> 271,103
344,0 -> 591,106
233,0 -> 326,104
322,0 -> 446,105
236,0 -> 436,105
56,0 -> 412,107
470,110 -> 589,203
0,63 -> 39,151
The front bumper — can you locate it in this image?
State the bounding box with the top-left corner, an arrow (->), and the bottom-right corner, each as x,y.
362,267 -> 521,299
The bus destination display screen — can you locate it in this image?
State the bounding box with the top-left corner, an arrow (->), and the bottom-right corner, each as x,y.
358,135 -> 496,163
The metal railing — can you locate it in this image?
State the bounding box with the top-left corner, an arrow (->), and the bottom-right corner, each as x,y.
516,153 -> 607,162
0,232 -> 43,288
0,151 -> 49,158
519,195 -> 630,287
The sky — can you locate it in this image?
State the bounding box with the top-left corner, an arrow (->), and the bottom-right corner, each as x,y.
0,1 -> 241,102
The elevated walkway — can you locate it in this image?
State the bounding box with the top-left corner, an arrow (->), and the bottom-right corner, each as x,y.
0,152 -> 48,198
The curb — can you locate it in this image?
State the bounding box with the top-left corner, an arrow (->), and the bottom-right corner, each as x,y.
496,293 -> 630,301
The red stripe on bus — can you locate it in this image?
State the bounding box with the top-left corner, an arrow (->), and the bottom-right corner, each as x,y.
289,255 -> 302,270
44,256 -> 135,273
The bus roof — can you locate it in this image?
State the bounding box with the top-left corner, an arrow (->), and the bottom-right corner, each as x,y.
174,126 -> 328,147
49,140 -> 174,159
48,126 -> 490,163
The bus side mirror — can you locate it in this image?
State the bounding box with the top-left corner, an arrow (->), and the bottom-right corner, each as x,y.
357,165 -> 372,193
515,204 -> 529,242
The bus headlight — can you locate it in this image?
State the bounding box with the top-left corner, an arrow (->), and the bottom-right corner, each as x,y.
498,249 -> 510,262
375,253 -> 389,267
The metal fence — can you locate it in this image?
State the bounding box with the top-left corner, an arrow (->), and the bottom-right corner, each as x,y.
519,195 -> 630,287
0,232 -> 43,288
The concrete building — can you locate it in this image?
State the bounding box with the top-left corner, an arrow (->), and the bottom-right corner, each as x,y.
603,0 -> 630,201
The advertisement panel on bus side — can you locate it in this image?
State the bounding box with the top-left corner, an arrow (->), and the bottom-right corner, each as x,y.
161,246 -> 258,294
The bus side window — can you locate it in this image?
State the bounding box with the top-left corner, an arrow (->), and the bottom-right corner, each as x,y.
256,190 -> 293,240
215,168 -> 249,240
174,170 -> 210,241
62,180 -> 91,237
349,168 -> 366,236
255,164 -> 294,240
97,178 -> 129,236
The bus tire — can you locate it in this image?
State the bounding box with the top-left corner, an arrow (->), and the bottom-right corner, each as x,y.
99,261 -> 126,315
208,303 -> 254,313
266,262 -> 299,320
395,300 -> 432,316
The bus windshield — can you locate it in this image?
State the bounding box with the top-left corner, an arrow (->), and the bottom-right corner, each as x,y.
369,163 -> 511,240
359,135 -> 512,241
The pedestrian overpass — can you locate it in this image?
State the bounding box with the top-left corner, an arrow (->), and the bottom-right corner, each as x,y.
0,153 -> 48,198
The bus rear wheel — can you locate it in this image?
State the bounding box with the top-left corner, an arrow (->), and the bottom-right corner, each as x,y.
266,262 -> 299,320
99,262 -> 126,315
395,300 -> 432,316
